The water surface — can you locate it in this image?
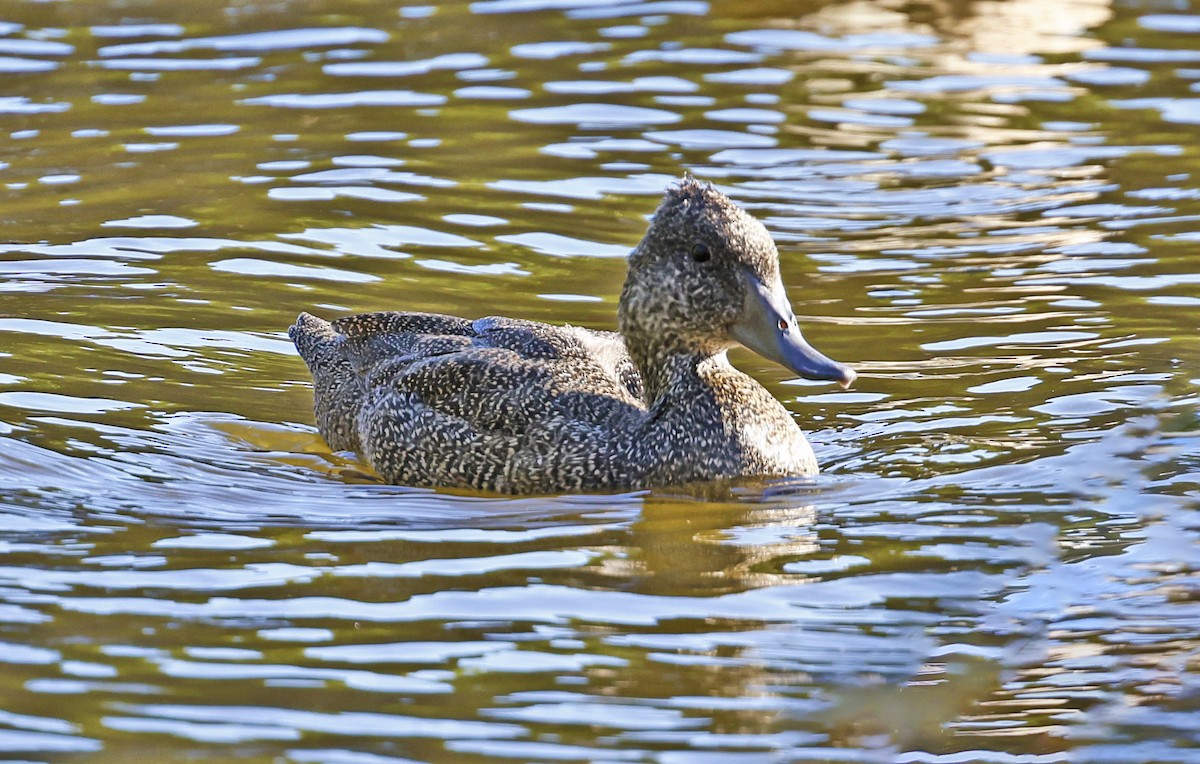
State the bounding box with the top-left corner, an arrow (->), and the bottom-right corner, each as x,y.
1,0 -> 1198,761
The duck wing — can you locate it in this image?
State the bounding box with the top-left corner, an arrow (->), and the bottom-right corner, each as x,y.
332,312 -> 642,398
290,311 -> 646,491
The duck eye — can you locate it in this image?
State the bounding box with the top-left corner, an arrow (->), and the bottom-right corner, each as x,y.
691,243 -> 710,263
777,318 -> 789,331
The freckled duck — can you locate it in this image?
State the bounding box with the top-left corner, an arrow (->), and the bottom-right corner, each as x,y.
289,176 -> 855,493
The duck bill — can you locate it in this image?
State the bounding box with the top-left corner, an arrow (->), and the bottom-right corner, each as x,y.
730,272 -> 856,389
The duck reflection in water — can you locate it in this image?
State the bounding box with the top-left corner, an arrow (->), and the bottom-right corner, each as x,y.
290,176 -> 855,493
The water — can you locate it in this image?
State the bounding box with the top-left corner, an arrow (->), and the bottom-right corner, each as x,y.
1,0 -> 1198,761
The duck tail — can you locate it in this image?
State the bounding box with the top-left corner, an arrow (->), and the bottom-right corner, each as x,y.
288,312 -> 362,452
289,312 -> 337,363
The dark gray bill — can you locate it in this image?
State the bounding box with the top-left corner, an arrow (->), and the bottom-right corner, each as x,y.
730,270 -> 856,389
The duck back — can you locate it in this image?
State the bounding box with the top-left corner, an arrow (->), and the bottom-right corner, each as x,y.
289,311 -> 647,492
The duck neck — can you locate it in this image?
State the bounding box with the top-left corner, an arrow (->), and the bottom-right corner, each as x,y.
618,267 -> 730,408
624,333 -> 725,408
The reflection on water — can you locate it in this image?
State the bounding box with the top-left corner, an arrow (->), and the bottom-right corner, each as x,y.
1,0 -> 1198,761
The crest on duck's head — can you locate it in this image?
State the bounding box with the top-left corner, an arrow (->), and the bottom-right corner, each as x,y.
663,173 -> 713,207
640,174 -> 779,276
657,174 -> 742,220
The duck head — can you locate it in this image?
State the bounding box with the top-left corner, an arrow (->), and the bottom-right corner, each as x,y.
619,176 -> 855,389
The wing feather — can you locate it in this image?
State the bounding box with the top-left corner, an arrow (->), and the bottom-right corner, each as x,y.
293,310 -> 647,490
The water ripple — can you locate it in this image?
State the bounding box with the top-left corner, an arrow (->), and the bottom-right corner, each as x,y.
97,28 -> 389,57
1,1 -> 1197,761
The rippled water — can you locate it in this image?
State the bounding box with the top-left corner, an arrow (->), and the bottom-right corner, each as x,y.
1,0 -> 1198,761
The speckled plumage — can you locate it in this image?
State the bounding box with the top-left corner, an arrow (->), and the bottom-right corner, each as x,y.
289,176 -> 851,493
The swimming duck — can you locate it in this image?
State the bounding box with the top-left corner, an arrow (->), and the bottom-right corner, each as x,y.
289,176 -> 855,494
